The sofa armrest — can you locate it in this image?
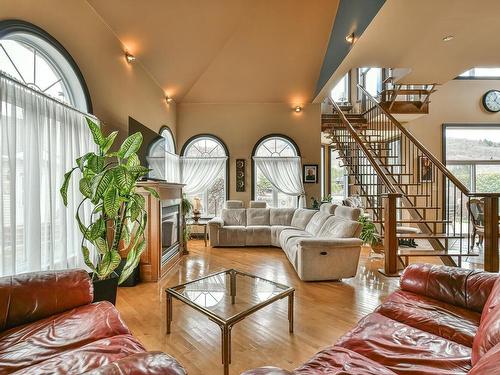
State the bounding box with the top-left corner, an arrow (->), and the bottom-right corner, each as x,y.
82,352 -> 187,375
208,217 -> 224,228
400,264 -> 498,313
297,237 -> 363,249
241,367 -> 293,375
0,269 -> 93,331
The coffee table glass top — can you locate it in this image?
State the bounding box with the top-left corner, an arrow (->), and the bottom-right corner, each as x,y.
166,269 -> 293,322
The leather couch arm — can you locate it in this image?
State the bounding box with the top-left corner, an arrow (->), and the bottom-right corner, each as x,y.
0,269 -> 93,331
82,351 -> 187,375
400,264 -> 498,313
297,237 -> 363,248
208,217 -> 224,228
241,367 -> 294,375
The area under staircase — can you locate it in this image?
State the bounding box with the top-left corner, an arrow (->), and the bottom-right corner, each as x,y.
323,84 -> 499,274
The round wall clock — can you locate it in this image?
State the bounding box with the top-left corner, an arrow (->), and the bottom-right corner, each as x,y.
482,90 -> 500,113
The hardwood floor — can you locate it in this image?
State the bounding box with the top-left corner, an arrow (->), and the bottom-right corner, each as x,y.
115,242 -> 419,374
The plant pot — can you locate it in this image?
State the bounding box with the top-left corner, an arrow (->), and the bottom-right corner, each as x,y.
116,259 -> 140,287
91,272 -> 119,305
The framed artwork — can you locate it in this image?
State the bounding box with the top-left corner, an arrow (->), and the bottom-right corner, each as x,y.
303,164 -> 318,183
418,155 -> 433,182
236,159 -> 246,192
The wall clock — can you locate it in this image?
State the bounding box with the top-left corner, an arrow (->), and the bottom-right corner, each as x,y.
482,90 -> 500,113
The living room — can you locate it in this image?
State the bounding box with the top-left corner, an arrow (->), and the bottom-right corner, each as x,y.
0,0 -> 499,374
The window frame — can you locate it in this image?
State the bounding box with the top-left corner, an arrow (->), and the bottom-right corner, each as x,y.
180,134 -> 229,217
0,19 -> 92,113
251,134 -> 301,208
330,72 -> 351,103
455,68 -> 500,80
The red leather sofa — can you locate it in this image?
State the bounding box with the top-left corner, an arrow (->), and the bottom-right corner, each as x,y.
243,264 -> 500,375
0,269 -> 186,374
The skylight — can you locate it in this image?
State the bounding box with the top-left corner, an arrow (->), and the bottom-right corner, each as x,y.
459,68 -> 500,78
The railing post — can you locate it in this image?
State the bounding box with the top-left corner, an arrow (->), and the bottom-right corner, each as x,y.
483,196 -> 499,272
380,193 -> 399,276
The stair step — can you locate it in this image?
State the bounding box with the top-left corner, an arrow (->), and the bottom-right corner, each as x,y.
372,219 -> 451,224
396,233 -> 465,239
397,249 -> 479,257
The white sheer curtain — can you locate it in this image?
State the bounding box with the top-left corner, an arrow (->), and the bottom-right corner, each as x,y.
181,157 -> 226,195
0,74 -> 95,276
165,152 -> 180,183
253,156 -> 306,208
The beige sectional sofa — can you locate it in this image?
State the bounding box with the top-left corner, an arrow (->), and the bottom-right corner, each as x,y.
208,203 -> 363,281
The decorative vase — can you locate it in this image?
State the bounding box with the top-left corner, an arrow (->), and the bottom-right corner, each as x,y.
192,209 -> 201,223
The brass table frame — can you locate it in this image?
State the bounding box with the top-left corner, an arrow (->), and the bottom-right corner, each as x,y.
186,219 -> 209,246
166,269 -> 295,375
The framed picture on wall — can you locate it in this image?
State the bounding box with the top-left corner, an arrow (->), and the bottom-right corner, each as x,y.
303,164 -> 318,183
418,155 -> 433,182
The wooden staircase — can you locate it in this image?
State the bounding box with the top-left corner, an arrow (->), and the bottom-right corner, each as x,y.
323,85 -> 500,274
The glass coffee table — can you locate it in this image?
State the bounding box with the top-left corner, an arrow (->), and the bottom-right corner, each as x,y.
166,269 -> 294,375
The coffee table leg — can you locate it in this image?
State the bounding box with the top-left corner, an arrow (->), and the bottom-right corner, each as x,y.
166,292 -> 172,334
288,292 -> 294,333
220,324 -> 231,375
230,271 -> 236,305
204,225 -> 208,247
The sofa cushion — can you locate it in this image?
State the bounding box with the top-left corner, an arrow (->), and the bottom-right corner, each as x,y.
221,208 -> 246,226
16,334 -> 145,375
246,226 -> 272,246
270,225 -> 295,247
317,216 -> 360,238
293,346 -> 396,375
249,201 -> 267,208
304,212 -> 331,236
290,209 -> 316,230
218,226 -> 246,246
319,203 -> 337,215
334,205 -> 362,221
0,301 -> 132,373
469,342 -> 500,375
247,208 -> 270,226
336,312 -> 472,375
376,289 -> 481,347
279,229 -> 312,249
270,208 -> 296,226
224,200 -> 244,209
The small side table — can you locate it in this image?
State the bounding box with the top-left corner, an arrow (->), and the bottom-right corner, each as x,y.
186,219 -> 209,246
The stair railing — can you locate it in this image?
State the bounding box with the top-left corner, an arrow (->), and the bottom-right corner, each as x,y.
357,84 -> 499,272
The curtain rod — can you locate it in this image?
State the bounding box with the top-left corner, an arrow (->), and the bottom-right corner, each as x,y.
0,71 -> 97,120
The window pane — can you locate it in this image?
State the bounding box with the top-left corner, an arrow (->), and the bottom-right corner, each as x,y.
460,68 -> 500,77
331,73 -> 349,103
445,127 -> 500,161
476,164 -> 500,193
330,149 -> 346,204
255,169 -> 274,207
447,164 -> 473,190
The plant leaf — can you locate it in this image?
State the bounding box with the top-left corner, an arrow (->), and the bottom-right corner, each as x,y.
79,177 -> 92,198
88,154 -> 105,174
60,167 -> 77,206
126,153 -> 140,167
117,132 -> 143,159
102,131 -> 118,154
89,217 -> 106,240
91,170 -> 113,200
76,152 -> 94,171
114,167 -> 133,192
143,186 -> 160,199
121,220 -> 131,247
104,187 -> 121,217
128,166 -> 150,177
94,237 -> 108,255
118,238 -> 145,284
82,246 -> 96,272
86,117 -> 105,147
97,250 -> 121,279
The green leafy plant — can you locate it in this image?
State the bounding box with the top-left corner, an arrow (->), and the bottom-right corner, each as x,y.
310,197 -> 320,210
321,194 -> 332,203
358,214 -> 381,247
60,118 -> 158,284
181,196 -> 193,244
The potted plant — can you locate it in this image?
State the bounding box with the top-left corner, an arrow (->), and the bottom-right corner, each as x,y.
60,118 -> 158,304
181,196 -> 193,253
310,197 -> 320,210
358,214 -> 384,255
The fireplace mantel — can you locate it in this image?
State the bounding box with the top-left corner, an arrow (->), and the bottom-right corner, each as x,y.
136,180 -> 185,282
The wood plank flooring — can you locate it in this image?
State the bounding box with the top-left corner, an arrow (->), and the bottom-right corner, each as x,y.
115,242 -> 432,374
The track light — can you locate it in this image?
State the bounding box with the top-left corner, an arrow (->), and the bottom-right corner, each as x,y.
125,52 -> 136,63
345,32 -> 355,44
166,96 -> 174,104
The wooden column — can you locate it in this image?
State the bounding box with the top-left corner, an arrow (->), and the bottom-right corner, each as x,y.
483,195 -> 499,272
380,193 -> 399,276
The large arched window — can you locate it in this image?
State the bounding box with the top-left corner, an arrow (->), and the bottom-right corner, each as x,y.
181,135 -> 228,217
147,126 -> 179,182
0,20 -> 91,112
252,135 -> 301,208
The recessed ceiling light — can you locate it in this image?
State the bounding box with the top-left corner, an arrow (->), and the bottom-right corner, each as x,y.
294,106 -> 302,112
442,35 -> 454,42
125,52 -> 136,63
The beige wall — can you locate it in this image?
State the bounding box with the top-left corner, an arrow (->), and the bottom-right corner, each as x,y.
0,0 -> 175,138
177,103 -> 322,207
405,79 -> 500,160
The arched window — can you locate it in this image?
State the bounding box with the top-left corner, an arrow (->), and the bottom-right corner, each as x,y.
147,126 -> 179,182
252,135 -> 300,208
0,20 -> 91,112
181,135 -> 228,217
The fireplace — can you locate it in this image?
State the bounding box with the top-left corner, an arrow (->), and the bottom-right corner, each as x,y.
161,203 -> 180,265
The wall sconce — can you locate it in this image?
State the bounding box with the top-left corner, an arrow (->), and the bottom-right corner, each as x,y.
345,32 -> 355,44
294,106 -> 303,112
166,96 -> 174,104
125,52 -> 136,63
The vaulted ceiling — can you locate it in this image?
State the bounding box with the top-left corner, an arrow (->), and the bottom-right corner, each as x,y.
87,0 -> 339,104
